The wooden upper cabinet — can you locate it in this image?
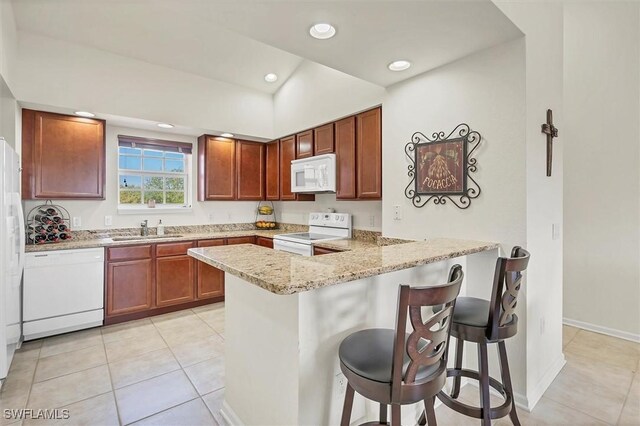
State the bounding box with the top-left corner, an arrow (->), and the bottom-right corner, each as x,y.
314,123 -> 335,155
22,109 -> 105,199
198,135 -> 236,201
279,136 -> 296,201
265,140 -> 280,200
356,107 -> 382,199
236,140 -> 265,200
295,130 -> 314,159
335,116 -> 357,199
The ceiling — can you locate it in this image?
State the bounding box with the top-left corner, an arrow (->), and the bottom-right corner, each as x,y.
11,0 -> 521,92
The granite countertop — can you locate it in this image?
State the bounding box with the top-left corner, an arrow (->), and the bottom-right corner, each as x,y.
24,229 -> 284,253
188,238 -> 499,295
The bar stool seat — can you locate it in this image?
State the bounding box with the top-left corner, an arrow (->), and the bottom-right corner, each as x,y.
449,297 -> 491,327
339,329 -> 440,384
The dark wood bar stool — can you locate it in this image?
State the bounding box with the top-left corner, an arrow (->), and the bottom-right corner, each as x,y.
338,265 -> 464,426
432,246 -> 530,426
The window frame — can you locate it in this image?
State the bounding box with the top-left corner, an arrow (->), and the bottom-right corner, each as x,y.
116,135 -> 193,214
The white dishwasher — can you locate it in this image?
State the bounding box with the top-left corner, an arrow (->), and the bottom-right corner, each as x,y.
24,247 -> 104,340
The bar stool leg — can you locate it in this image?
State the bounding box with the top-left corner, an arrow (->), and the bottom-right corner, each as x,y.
390,404 -> 401,426
478,342 -> 492,426
424,396 -> 437,426
498,341 -> 521,426
450,338 -> 464,398
341,383 -> 355,426
379,403 -> 388,424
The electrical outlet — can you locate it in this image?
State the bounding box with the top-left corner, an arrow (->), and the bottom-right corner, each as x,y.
552,223 -> 561,240
369,214 -> 375,227
393,205 -> 402,220
104,216 -> 112,226
540,318 -> 545,334
208,213 -> 215,223
334,373 -> 347,396
72,217 -> 81,227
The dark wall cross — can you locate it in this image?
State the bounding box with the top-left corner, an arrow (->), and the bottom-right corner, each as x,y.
541,109 -> 559,177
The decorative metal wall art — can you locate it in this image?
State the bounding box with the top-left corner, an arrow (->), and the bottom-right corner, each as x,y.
541,109 -> 558,177
405,123 -> 481,209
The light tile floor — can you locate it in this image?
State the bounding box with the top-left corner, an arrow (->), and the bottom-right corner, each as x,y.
0,305 -> 637,425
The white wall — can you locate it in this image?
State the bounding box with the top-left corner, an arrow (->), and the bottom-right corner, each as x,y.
382,38 -> 529,395
14,32 -> 274,139
0,0 -> 17,90
563,2 -> 640,339
273,60 -> 385,136
23,125 -> 259,230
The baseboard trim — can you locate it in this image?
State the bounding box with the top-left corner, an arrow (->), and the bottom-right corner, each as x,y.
462,354 -> 565,413
221,400 -> 244,426
524,354 -> 566,411
563,317 -> 640,343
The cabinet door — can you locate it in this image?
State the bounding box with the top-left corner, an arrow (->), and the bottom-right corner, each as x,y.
256,237 -> 274,249
313,246 -> 340,256
236,140 -> 265,200
335,116 -> 357,199
227,236 -> 256,245
198,135 -> 236,201
265,141 -> 280,200
279,136 -> 296,201
106,259 -> 153,317
22,109 -> 105,199
296,130 -> 314,159
156,255 -> 195,307
356,108 -> 382,199
196,239 -> 225,299
314,123 -> 334,155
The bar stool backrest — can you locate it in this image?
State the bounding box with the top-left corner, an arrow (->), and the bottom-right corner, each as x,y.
487,246 -> 531,340
390,265 -> 464,401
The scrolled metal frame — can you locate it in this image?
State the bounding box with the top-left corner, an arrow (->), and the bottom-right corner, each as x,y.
405,123 -> 482,209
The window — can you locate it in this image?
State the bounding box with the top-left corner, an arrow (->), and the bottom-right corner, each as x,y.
117,135 -> 192,211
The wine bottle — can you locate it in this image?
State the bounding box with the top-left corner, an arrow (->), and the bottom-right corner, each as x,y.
51,215 -> 63,224
38,207 -> 58,216
35,214 -> 53,224
28,224 -> 46,234
56,224 -> 68,232
58,232 -> 71,240
28,233 -> 46,244
46,233 -> 59,242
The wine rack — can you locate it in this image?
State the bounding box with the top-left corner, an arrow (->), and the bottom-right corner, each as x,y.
25,201 -> 72,245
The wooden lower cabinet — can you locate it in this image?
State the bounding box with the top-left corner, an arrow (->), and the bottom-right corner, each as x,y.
313,246 -> 341,256
196,239 -> 225,299
106,258 -> 153,317
227,236 -> 256,245
156,255 -> 195,307
256,236 -> 274,248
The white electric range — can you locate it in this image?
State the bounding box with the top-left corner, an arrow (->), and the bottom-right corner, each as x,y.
274,212 -> 352,256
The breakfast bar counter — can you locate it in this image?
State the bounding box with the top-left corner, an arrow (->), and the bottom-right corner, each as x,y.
188,238 -> 500,426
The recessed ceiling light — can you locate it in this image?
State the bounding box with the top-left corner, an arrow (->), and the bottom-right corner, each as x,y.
157,123 -> 174,129
220,133 -> 234,138
264,73 -> 278,83
388,60 -> 411,71
309,23 -> 336,40
74,111 -> 95,118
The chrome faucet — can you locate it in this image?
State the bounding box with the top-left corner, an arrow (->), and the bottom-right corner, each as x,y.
140,220 -> 149,236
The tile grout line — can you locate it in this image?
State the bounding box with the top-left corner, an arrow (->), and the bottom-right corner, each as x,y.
100,329 -> 124,426
613,368 -> 637,426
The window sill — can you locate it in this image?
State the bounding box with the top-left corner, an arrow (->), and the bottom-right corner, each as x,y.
117,206 -> 193,215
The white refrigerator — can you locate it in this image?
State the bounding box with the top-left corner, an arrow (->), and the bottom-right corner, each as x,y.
0,137 -> 24,382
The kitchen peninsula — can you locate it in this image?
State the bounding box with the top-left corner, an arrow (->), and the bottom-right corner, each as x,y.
188,238 -> 499,425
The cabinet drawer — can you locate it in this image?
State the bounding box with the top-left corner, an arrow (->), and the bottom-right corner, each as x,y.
227,236 -> 256,245
198,239 -> 225,248
156,241 -> 195,257
107,245 -> 152,261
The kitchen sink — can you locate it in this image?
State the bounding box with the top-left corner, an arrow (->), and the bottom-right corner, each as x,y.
110,235 -> 182,241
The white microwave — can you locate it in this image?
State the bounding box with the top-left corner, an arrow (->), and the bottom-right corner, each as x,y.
291,154 -> 336,193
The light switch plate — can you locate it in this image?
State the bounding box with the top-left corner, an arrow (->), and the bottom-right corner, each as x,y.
393,205 -> 402,220
104,216 -> 112,226
552,223 -> 561,240
72,217 -> 81,227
